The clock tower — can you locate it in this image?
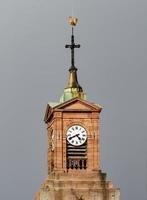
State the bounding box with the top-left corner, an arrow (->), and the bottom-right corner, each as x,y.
33,17 -> 120,200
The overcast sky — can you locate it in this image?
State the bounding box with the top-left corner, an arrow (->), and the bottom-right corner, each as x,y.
0,0 -> 147,200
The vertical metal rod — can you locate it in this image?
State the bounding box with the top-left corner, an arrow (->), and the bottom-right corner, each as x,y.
71,31 -> 74,67
71,0 -> 74,17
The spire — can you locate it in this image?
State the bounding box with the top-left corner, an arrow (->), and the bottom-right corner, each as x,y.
60,17 -> 86,103
65,26 -> 81,90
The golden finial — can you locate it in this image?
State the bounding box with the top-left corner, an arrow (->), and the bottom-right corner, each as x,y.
68,16 -> 78,26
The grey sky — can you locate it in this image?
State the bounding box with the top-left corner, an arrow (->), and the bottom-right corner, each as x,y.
0,0 -> 147,200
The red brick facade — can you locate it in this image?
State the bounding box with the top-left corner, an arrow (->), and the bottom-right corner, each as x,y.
33,98 -> 120,200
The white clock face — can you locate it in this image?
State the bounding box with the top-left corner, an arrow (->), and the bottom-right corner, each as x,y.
66,125 -> 87,146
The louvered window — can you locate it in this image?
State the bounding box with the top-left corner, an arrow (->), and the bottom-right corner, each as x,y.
67,142 -> 87,169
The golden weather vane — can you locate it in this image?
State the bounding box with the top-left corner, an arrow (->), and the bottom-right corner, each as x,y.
68,16 -> 78,26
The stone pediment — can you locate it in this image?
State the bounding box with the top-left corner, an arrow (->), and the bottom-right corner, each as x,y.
44,98 -> 102,123
53,97 -> 102,112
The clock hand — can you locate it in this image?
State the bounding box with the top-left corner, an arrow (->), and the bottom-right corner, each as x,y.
76,135 -> 81,140
69,134 -> 79,140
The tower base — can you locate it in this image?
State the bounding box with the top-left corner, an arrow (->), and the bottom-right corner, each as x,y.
33,170 -> 120,200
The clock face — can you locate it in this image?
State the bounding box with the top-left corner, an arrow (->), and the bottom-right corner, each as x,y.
66,125 -> 87,146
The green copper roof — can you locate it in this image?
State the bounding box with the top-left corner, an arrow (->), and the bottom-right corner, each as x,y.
60,87 -> 86,103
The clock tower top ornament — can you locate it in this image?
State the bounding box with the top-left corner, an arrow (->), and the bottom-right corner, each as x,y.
60,17 -> 86,103
33,17 -> 120,200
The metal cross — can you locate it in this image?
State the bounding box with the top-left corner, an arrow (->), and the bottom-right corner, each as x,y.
65,27 -> 80,70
